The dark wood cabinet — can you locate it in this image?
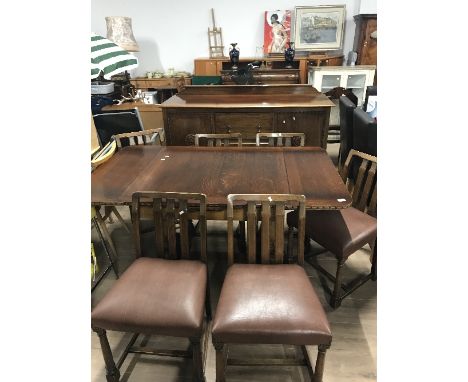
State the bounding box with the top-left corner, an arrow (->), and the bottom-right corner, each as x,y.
195,57 -> 343,84
220,69 -> 300,85
165,112 -> 213,145
276,111 -> 325,147
161,85 -> 334,148
353,14 -> 377,66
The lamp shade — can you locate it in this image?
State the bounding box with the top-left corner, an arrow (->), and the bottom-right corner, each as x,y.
105,16 -> 139,52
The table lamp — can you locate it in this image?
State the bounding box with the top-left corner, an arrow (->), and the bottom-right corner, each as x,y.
105,16 -> 139,52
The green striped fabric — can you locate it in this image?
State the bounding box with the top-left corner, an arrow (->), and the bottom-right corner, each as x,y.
91,33 -> 138,80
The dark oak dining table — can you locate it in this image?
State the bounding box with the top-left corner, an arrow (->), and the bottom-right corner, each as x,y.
91,145 -> 351,210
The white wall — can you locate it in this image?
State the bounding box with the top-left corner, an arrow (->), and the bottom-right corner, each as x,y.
359,0 -> 377,14
91,0 -> 365,77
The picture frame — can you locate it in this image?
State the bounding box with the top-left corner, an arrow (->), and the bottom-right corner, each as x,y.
263,10 -> 292,55
293,5 -> 346,51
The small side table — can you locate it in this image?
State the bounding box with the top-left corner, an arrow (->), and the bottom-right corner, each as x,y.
130,76 -> 192,103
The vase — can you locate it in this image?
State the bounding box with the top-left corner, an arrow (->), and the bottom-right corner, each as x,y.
284,42 -> 295,68
229,43 -> 240,70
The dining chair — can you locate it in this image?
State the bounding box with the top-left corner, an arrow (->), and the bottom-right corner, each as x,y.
353,107 -> 377,157
256,132 -> 305,147
91,192 -> 209,382
338,95 -> 358,171
194,133 -> 243,147
113,128 -> 165,148
212,194 -> 332,382
287,149 -> 377,308
324,87 -> 358,145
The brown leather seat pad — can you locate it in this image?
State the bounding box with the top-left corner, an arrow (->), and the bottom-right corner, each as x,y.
288,207 -> 377,259
92,258 -> 207,338
212,264 -> 331,346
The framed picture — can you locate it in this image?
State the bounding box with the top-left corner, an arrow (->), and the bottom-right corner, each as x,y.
293,5 -> 346,51
263,10 -> 292,55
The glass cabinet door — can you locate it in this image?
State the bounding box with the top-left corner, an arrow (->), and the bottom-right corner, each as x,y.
320,74 -> 342,92
346,74 -> 367,105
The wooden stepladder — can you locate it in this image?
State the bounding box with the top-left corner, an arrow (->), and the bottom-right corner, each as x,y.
208,8 -> 226,58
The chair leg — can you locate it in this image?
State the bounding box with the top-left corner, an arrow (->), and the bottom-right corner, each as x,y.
93,327 -> 120,382
287,226 -> 294,263
110,206 -> 131,233
371,239 -> 377,281
331,258 -> 345,308
190,338 -> 205,382
213,342 -> 226,382
205,280 -> 212,320
313,344 -> 330,382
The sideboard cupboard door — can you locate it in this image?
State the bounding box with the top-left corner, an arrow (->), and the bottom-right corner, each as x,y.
194,59 -> 221,76
165,112 -> 213,145
276,111 -> 328,148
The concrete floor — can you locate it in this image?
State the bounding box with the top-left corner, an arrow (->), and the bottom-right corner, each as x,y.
91,143 -> 377,381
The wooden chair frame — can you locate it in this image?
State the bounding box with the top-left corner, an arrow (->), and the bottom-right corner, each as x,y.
214,194 -> 330,382
194,133 -> 243,147
112,128 -> 164,149
256,132 -> 305,147
91,208 -> 119,292
93,192 -> 209,382
290,149 -> 377,308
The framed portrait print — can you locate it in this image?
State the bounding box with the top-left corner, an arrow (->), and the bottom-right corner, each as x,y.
263,10 -> 292,55
293,5 -> 346,51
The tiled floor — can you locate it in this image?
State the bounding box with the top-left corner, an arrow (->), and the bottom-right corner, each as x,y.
91,143 -> 377,381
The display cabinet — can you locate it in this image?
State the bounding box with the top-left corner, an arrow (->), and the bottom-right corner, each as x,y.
308,65 -> 376,107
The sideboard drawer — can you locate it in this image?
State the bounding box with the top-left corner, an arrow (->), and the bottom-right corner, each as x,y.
214,113 -> 274,137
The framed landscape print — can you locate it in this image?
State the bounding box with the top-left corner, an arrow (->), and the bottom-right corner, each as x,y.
293,5 -> 346,51
263,10 -> 292,55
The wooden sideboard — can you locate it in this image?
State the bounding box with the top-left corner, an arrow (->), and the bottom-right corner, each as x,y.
194,55 -> 343,85
160,85 -> 334,148
220,69 -> 300,85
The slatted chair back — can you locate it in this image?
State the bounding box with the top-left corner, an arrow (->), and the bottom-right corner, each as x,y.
131,192 -> 207,261
113,128 -> 164,149
194,133 -> 243,147
341,149 -> 377,217
256,132 -> 305,147
227,194 -> 306,266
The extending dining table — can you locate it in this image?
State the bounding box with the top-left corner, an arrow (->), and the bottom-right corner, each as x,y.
91,145 -> 351,212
